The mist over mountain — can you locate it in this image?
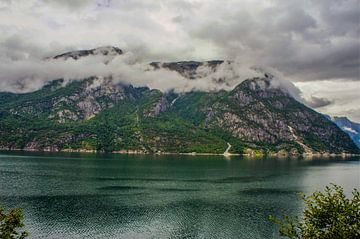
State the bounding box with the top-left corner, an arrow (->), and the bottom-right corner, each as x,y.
1,0 -> 359,121
1,2 -> 359,238
0,46 -> 312,107
0,47 -> 358,155
333,117 -> 360,149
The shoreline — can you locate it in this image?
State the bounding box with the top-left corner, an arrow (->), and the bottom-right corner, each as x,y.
0,148 -> 359,158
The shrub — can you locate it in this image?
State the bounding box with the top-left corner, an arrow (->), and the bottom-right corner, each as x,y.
269,184 -> 360,239
0,205 -> 29,239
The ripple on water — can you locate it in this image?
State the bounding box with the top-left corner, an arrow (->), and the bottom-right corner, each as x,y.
97,186 -> 145,191
238,188 -> 301,196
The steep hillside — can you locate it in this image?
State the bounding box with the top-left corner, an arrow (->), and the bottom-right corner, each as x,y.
0,77 -> 358,155
0,47 -> 358,155
333,117 -> 360,149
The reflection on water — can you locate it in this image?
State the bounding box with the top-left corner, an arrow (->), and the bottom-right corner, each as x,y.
0,152 -> 359,239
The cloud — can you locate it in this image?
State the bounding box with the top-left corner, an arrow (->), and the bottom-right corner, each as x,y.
187,0 -> 359,81
0,51 -> 265,93
43,0 -> 95,10
296,80 -> 360,122
0,0 -> 359,120
0,46 -> 307,115
305,96 -> 333,108
1,0 -> 358,78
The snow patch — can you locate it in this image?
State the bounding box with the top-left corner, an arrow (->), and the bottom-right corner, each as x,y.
343,126 -> 358,134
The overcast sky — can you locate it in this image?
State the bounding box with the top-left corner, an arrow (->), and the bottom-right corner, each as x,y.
0,0 -> 359,120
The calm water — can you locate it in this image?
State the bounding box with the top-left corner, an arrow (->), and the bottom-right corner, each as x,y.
0,152 -> 359,239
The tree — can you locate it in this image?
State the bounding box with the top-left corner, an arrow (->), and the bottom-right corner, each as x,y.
0,205 -> 29,239
269,184 -> 360,239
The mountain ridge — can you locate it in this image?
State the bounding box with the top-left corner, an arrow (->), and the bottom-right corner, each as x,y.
333,117 -> 360,149
0,47 -> 358,156
52,46 -> 123,60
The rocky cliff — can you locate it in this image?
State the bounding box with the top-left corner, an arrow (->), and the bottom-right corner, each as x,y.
0,47 -> 358,155
333,117 -> 360,149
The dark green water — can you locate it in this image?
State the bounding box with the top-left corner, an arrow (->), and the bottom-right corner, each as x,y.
0,152 -> 359,239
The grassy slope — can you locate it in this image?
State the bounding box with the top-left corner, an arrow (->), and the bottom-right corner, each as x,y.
0,79 -> 358,154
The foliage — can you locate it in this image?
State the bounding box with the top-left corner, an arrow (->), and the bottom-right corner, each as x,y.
269,184 -> 360,239
0,205 -> 29,239
1,78 -> 358,154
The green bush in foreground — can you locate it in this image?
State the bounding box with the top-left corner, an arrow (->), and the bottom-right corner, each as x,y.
269,184 -> 360,239
0,205 -> 29,239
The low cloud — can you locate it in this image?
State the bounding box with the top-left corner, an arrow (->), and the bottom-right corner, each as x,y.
304,96 -> 333,108
1,0 -> 358,81
296,80 -> 360,122
0,52 -> 264,93
0,0 -> 359,120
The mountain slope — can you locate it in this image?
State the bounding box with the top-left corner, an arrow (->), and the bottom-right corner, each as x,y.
1,77 -> 357,154
169,77 -> 358,154
0,47 -> 358,155
52,46 -> 123,60
333,117 -> 360,149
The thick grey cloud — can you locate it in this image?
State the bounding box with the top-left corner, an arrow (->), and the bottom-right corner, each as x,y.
305,96 -> 333,108
0,51 -> 266,93
43,0 -> 95,9
187,0 -> 359,81
1,0 -> 358,78
0,0 -> 359,120
296,80 -> 360,122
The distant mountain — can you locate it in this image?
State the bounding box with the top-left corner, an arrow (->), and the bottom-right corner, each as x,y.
52,46 -> 123,60
0,47 -> 358,155
333,117 -> 360,149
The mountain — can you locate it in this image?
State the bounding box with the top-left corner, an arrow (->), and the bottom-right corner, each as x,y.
52,46 -> 123,60
333,117 -> 360,149
0,47 -> 358,155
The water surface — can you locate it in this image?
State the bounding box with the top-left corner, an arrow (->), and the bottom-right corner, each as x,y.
0,152 -> 359,239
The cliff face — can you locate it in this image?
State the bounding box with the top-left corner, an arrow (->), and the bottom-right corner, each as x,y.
4,78 -> 138,122
333,117 -> 360,149
0,48 -> 358,154
161,76 -> 358,154
209,78 -> 356,154
1,76 -> 357,154
52,46 -> 123,61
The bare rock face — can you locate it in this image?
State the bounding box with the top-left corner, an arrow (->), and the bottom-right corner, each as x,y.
153,97 -> 170,116
7,77 -> 132,123
230,90 -> 255,106
143,96 -> 170,117
24,140 -> 60,152
24,141 -> 40,151
333,117 -> 360,149
215,111 -> 292,144
76,96 -> 102,119
0,48 -> 358,154
52,46 -> 123,61
49,109 -> 79,123
204,78 -> 357,154
45,78 -> 129,122
151,60 -> 224,79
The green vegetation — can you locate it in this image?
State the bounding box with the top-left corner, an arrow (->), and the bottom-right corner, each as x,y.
270,184 -> 360,239
0,205 -> 29,239
0,77 -> 358,154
